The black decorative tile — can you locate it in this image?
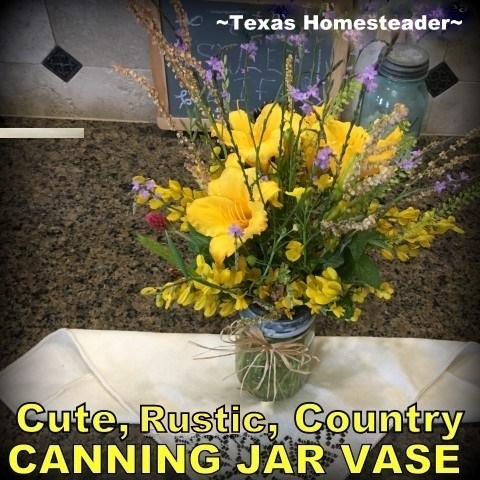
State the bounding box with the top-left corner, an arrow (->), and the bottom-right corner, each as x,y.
426,61 -> 458,98
42,46 -> 82,82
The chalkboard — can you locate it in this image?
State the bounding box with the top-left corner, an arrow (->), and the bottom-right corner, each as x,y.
150,0 -> 351,129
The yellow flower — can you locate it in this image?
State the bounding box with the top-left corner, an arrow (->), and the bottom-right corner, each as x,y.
301,113 -> 369,185
285,187 -> 306,200
380,248 -> 395,260
330,304 -> 345,318
351,287 -> 370,303
225,154 -> 282,207
395,206 -> 421,226
374,282 -> 394,300
231,293 -> 249,311
345,307 -> 362,322
433,216 -> 464,234
313,174 -> 333,191
212,103 -> 283,171
395,244 -> 420,262
140,287 -> 157,296
186,168 -> 268,265
285,240 -> 303,262
219,299 -> 236,317
305,267 -> 343,311
365,127 -> 403,173
177,283 -> 196,306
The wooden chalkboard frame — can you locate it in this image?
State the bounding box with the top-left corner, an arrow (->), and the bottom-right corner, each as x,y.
147,0 -> 353,130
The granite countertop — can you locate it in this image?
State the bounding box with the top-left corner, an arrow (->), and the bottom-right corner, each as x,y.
0,116 -> 479,478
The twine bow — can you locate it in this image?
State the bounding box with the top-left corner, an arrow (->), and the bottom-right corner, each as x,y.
191,319 -> 318,400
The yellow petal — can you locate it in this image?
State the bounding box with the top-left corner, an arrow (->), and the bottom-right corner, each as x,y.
229,109 -> 252,132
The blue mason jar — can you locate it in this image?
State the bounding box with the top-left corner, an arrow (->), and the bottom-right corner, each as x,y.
359,43 -> 429,137
236,305 -> 316,401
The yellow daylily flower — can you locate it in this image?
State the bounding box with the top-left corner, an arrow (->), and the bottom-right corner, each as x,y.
212,103 -> 284,171
301,113 -> 369,181
225,154 -> 282,207
186,168 -> 268,265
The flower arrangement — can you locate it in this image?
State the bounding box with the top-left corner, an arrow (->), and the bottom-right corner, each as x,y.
119,0 -> 479,324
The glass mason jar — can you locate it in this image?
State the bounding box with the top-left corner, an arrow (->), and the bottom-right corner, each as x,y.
359,43 -> 429,137
235,305 -> 316,402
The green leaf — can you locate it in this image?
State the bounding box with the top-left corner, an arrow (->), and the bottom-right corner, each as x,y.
337,248 -> 356,284
348,230 -> 386,260
164,230 -> 190,277
137,235 -> 178,266
188,225 -> 211,256
337,249 -> 382,289
353,254 -> 382,289
321,250 -> 345,269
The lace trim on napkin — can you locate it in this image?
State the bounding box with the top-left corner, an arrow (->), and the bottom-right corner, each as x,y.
174,427 -> 348,479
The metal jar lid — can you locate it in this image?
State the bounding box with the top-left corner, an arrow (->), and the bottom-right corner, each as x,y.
239,304 -> 314,339
378,43 -> 429,80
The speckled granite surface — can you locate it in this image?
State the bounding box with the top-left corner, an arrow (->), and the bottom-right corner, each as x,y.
0,117 -> 479,478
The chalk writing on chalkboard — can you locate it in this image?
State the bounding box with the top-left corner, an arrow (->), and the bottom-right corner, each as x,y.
159,0 -> 333,119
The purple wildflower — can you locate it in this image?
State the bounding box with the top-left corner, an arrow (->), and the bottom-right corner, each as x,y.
138,188 -> 150,199
173,29 -> 188,52
356,64 -> 378,92
145,179 -> 156,191
459,171 -> 469,181
314,146 -> 332,170
289,84 -> 322,114
305,84 -> 321,100
397,159 -> 416,171
286,32 -> 308,48
289,86 -> 309,102
240,41 -> 258,61
342,29 -> 364,47
131,179 -> 141,192
434,181 -> 447,193
228,224 -> 244,238
396,151 -> 421,172
322,3 -> 336,19
204,56 -> 225,83
300,103 -> 313,115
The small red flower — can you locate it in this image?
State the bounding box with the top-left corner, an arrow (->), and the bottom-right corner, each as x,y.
145,212 -> 169,232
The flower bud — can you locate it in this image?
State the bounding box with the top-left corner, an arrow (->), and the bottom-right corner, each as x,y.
145,212 -> 169,232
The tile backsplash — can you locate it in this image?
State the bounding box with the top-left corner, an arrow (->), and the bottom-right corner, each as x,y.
0,0 -> 156,122
0,0 -> 478,134
417,7 -> 480,135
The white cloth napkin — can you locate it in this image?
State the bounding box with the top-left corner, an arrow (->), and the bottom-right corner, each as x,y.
1,329 -> 479,480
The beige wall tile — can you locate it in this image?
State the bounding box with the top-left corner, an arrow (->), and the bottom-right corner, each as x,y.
424,81 -> 480,135
0,0 -> 55,64
0,62 -> 156,122
0,63 -> 73,117
417,32 -> 448,69
66,67 -> 157,122
45,0 -> 150,69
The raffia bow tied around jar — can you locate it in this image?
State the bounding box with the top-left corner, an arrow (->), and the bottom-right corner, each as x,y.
230,305 -> 318,401
194,305 -> 318,402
